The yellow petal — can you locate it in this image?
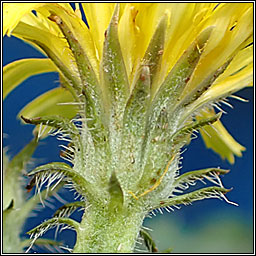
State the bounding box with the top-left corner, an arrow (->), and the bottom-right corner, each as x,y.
131,3 -> 171,63
118,4 -> 139,83
19,87 -> 77,139
198,108 -> 245,163
82,3 -> 116,60
3,3 -> 45,36
118,3 -> 173,86
3,58 -> 56,100
160,3 -> 215,84
215,44 -> 253,83
36,4 -> 99,77
3,3 -> 74,36
198,63 -> 253,106
4,3 -> 99,78
132,4 -> 159,58
12,21 -> 77,77
187,3 -> 253,94
19,87 -> 76,119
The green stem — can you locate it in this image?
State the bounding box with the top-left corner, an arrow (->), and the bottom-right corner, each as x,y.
73,202 -> 146,253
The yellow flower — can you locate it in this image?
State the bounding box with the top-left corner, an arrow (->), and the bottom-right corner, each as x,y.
3,3 -> 253,162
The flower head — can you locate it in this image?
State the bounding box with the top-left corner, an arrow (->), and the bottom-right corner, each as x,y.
3,3 -> 253,161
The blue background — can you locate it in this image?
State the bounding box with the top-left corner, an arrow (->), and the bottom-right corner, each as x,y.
3,26 -> 254,253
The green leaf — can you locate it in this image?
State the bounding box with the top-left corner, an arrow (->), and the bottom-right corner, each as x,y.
3,58 -> 56,100
8,137 -> 38,171
4,180 -> 65,253
4,199 -> 14,212
3,200 -> 24,253
160,247 -> 173,253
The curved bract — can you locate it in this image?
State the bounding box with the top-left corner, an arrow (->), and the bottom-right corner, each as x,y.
3,3 -> 253,253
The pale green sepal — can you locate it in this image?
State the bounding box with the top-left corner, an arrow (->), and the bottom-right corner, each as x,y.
20,238 -> 62,251
12,22 -> 81,99
30,40 -> 81,98
26,217 -> 80,236
122,66 -> 151,175
142,14 -> 167,95
21,181 -> 65,220
53,201 -> 85,218
101,4 -> 130,166
139,229 -> 158,253
20,115 -> 81,145
173,168 -> 229,190
25,217 -> 79,252
101,3 -> 129,122
48,13 -> 105,134
3,58 -> 56,100
26,162 -> 89,196
170,112 -> 222,150
151,26 -> 213,119
154,186 -> 231,209
108,171 -> 124,211
181,57 -> 233,107
141,27 -> 213,163
123,65 -> 151,131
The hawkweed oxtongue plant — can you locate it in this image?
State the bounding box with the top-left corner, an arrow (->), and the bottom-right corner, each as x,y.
3,3 -> 253,253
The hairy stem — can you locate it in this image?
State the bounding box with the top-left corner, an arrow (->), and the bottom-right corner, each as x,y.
73,202 -> 146,253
